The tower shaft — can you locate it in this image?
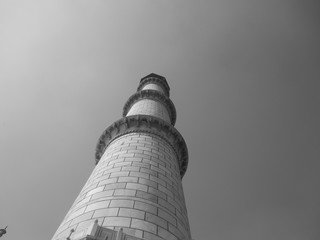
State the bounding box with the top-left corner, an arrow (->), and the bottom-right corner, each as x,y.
52,74 -> 191,240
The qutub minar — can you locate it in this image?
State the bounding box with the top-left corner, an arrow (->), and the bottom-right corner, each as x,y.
52,74 -> 191,240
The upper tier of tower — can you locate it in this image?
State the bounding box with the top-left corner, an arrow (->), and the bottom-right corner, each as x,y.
123,73 -> 176,126
96,74 -> 188,178
138,73 -> 170,97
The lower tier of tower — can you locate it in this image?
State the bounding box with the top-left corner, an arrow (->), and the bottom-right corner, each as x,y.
52,132 -> 191,240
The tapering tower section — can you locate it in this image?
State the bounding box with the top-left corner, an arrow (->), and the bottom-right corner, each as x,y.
52,74 -> 191,240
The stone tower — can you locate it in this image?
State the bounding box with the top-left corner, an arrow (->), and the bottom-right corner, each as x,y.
52,74 -> 191,240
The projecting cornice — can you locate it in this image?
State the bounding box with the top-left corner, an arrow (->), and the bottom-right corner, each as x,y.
138,74 -> 170,97
123,90 -> 177,126
95,115 -> 189,178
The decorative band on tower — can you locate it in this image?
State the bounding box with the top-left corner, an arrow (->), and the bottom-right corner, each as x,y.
95,115 -> 188,178
137,74 -> 170,97
122,90 -> 177,125
52,73 -> 191,240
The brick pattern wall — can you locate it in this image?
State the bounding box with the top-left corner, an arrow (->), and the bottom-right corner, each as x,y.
126,99 -> 170,123
142,84 -> 165,95
52,133 -> 191,240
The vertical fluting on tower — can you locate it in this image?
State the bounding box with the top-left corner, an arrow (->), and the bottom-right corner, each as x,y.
52,74 -> 190,240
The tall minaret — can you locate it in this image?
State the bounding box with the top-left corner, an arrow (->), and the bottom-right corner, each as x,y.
52,74 -> 191,240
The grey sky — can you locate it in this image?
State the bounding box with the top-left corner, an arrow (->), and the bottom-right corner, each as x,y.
1,1 -> 320,240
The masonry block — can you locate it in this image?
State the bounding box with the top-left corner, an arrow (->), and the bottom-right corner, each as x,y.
85,200 -> 110,213
103,217 -> 131,227
93,208 -> 119,218
131,219 -> 157,234
109,199 -> 134,208
119,208 -> 145,220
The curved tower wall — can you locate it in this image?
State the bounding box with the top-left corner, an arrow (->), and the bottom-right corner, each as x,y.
126,99 -> 171,123
52,74 -> 191,240
142,83 -> 166,94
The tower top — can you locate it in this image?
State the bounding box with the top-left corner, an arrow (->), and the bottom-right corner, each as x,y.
138,73 -> 170,97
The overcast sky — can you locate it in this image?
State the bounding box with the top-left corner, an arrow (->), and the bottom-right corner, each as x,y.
1,1 -> 320,240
